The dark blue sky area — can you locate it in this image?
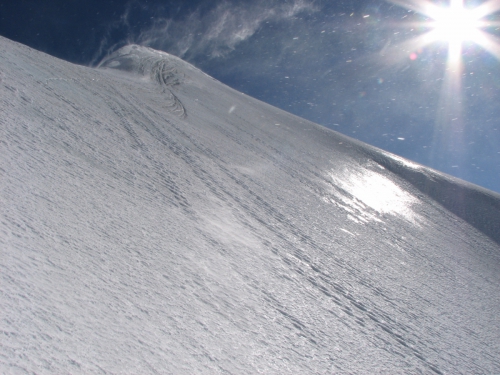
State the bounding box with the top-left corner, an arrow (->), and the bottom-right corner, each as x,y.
1,0 -> 500,192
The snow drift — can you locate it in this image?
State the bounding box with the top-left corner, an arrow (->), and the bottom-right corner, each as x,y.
1,38 -> 499,374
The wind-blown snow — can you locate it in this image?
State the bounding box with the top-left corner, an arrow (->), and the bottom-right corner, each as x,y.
1,38 -> 499,374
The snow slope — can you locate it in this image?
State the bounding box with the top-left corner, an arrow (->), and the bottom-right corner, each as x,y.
1,37 -> 500,374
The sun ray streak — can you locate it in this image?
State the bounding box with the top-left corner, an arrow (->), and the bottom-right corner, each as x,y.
378,31 -> 440,65
471,0 -> 500,19
472,31 -> 500,59
387,0 -> 443,18
431,60 -> 465,166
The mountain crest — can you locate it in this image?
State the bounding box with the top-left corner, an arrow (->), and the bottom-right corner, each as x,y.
98,45 -> 187,117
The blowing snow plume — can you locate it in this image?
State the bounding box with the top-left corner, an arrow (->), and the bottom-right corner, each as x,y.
1,37 -> 500,374
91,0 -> 317,65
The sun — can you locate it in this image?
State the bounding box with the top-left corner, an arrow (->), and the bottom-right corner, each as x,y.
387,0 -> 500,63
431,1 -> 481,45
381,0 -> 500,163
426,0 -> 486,62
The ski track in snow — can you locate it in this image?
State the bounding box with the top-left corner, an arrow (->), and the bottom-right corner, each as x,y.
1,39 -> 500,374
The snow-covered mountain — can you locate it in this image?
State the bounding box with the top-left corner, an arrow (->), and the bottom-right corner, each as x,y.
1,37 -> 499,374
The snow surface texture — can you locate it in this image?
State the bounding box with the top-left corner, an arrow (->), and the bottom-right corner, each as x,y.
1,37 -> 500,374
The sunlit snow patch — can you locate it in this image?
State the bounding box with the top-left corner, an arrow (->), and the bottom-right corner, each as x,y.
326,163 -> 419,223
